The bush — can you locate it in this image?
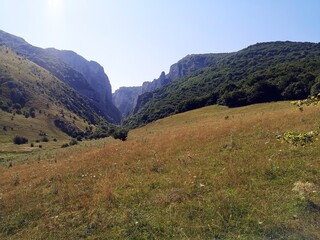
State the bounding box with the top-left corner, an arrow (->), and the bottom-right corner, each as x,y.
112,128 -> 129,141
24,111 -> 30,118
76,136 -> 82,141
13,135 -> 28,145
61,143 -> 69,148
41,136 -> 49,142
69,139 -> 78,146
29,107 -> 36,118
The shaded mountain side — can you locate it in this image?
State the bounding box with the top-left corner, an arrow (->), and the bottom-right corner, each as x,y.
0,46 -> 109,141
0,30 -> 120,123
46,48 -> 121,123
124,41 -> 320,129
113,53 -> 226,116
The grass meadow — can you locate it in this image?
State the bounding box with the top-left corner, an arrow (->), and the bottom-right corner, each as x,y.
0,102 -> 319,239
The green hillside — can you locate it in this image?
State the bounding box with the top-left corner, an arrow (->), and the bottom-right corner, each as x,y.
0,101 -> 319,239
0,30 -> 120,123
0,46 -> 109,153
125,41 -> 320,128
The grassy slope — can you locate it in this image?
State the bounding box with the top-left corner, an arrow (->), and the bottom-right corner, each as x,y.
0,47 -> 94,159
0,101 -> 319,239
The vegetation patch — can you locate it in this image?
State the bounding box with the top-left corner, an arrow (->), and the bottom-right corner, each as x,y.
1,102 -> 319,239
54,117 -> 83,138
12,135 -> 28,145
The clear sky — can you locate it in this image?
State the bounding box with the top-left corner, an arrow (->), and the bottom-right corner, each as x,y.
0,0 -> 320,92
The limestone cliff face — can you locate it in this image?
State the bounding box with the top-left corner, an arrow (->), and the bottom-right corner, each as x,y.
46,48 -> 121,123
141,71 -> 169,94
112,71 -> 168,117
113,53 -> 225,117
112,87 -> 142,118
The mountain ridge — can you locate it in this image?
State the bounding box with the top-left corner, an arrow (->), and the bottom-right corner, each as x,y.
0,45 -> 107,143
0,29 -> 120,123
113,53 -> 226,117
124,41 -> 320,128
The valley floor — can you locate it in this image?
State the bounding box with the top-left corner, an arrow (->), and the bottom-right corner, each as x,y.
0,102 -> 319,239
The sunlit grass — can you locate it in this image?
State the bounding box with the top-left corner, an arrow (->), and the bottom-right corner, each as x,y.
0,102 -> 319,239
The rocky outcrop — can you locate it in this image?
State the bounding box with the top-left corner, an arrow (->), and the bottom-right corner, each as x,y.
112,87 -> 142,118
46,48 -> 120,123
112,71 -> 170,117
113,53 -> 226,117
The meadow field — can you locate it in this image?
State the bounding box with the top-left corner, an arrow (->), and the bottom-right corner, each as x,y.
0,102 -> 319,239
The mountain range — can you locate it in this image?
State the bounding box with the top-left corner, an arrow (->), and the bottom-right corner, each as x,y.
1,29 -> 320,136
123,41 -> 320,128
0,30 -> 120,124
1,30 -> 320,239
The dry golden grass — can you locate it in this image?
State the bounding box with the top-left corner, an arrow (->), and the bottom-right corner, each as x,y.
0,102 -> 319,239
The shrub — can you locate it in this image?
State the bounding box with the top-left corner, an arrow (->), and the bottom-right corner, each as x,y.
61,143 -> 69,148
69,139 -> 78,146
29,107 -> 36,118
13,135 -> 28,145
30,143 -> 34,147
24,111 -> 30,118
41,136 -> 49,142
112,128 -> 129,141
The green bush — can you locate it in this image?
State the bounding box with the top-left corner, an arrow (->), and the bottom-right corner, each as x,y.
112,128 -> 129,141
13,135 -> 28,145
69,139 -> 78,146
41,136 -> 49,142
29,107 -> 36,118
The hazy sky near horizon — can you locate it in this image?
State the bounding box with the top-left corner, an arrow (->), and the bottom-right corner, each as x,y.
1,0 -> 320,92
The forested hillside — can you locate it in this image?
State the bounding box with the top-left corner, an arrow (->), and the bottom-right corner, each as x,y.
125,41 -> 320,128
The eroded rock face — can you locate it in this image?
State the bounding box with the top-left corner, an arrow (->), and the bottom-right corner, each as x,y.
113,54 -> 224,117
112,86 -> 142,118
46,48 -> 121,123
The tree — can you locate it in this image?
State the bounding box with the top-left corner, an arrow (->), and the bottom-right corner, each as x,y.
112,128 -> 129,141
13,135 -> 28,145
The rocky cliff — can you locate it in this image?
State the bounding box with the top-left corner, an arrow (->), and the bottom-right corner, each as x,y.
46,48 -> 120,123
112,86 -> 142,118
113,53 -> 226,117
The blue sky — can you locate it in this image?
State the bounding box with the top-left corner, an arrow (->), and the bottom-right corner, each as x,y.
1,0 -> 320,91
